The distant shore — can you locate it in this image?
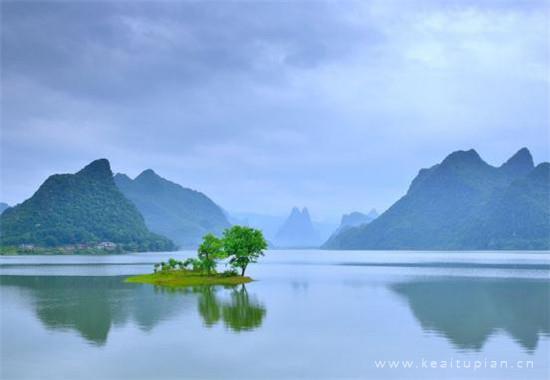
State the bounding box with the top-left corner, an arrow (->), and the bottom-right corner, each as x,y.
0,245 -> 127,255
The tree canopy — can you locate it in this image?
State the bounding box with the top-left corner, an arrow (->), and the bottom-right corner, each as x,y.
153,226 -> 267,277
223,225 -> 268,276
197,233 -> 225,274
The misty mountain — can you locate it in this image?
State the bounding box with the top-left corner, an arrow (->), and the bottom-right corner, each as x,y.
330,209 -> 379,237
230,211 -> 337,245
324,148 -> 550,250
476,162 -> 550,249
340,209 -> 378,229
315,220 -> 341,244
0,203 -> 9,214
274,207 -> 320,248
228,212 -> 284,241
0,159 -> 174,251
114,170 -> 230,248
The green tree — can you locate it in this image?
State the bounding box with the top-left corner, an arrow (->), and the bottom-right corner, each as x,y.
222,226 -> 267,276
197,233 -> 225,274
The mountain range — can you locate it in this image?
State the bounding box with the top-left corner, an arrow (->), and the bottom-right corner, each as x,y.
0,159 -> 174,251
2,148 -> 546,252
274,207 -> 320,248
114,170 -> 230,248
323,148 -> 550,250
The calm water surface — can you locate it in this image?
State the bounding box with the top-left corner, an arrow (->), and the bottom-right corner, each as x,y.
1,250 -> 549,379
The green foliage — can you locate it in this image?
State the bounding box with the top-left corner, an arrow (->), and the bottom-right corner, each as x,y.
218,269 -> 239,277
181,258 -> 198,271
168,258 -> 179,269
145,226 -> 267,285
155,258 -> 190,273
0,245 -> 125,255
0,159 -> 175,252
223,225 -> 268,276
197,233 -> 225,274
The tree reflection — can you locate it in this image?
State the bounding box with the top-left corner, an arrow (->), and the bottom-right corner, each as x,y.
150,283 -> 266,331
197,285 -> 222,327
0,276 -> 265,346
221,285 -> 266,331
189,285 -> 266,331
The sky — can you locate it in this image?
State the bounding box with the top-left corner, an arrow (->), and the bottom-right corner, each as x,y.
1,0 -> 549,222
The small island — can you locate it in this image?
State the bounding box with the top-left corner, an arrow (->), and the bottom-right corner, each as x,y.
126,225 -> 267,287
126,269 -> 252,287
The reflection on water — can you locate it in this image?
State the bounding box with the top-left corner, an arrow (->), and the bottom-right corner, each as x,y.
153,284 -> 266,332
1,251 -> 550,380
0,276 -> 265,345
392,278 -> 550,352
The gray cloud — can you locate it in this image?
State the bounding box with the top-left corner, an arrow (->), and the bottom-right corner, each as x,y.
1,0 -> 549,221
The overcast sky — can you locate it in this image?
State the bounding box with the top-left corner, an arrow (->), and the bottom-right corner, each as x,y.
1,0 -> 548,221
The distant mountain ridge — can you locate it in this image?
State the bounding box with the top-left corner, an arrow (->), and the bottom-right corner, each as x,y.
114,170 -> 230,248
324,148 -> 550,250
340,209 -> 378,229
0,203 -> 9,214
0,159 -> 174,251
331,209 -> 378,237
230,211 -> 337,244
274,207 -> 320,248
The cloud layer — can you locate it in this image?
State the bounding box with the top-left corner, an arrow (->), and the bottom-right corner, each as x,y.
1,0 -> 548,220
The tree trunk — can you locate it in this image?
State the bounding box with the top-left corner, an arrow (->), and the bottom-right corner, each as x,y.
241,265 -> 246,276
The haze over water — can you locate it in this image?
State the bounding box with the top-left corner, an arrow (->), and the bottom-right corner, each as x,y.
1,251 -> 549,379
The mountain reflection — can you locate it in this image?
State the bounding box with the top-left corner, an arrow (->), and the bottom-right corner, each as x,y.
0,276 -> 265,345
391,278 -> 550,352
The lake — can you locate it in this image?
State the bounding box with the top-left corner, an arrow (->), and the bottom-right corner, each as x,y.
1,250 -> 549,379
